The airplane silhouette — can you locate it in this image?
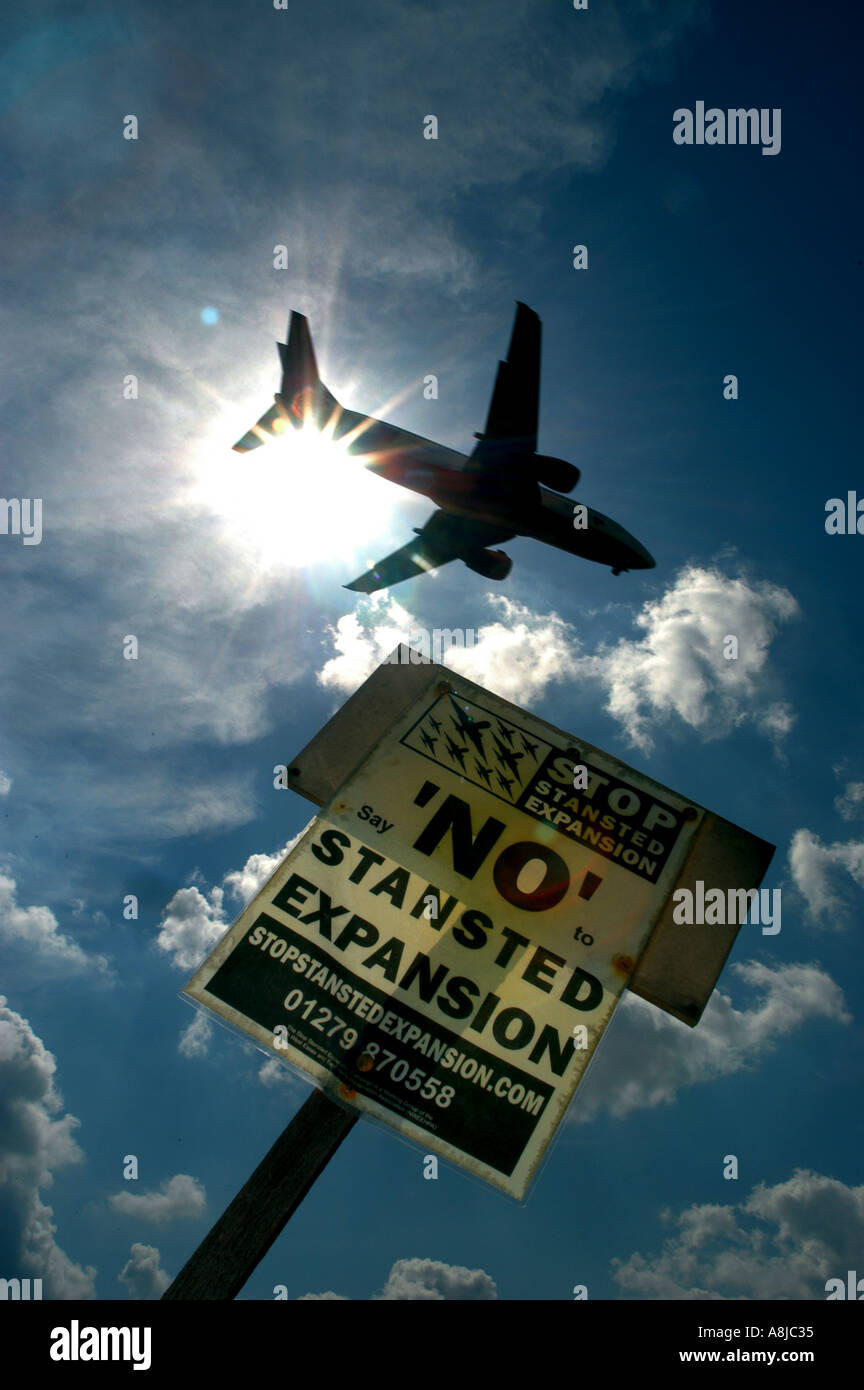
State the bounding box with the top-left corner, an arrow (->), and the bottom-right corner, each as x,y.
497,771 -> 515,796
495,720 -> 515,746
475,762 -> 493,786
493,736 -> 524,780
233,305 -> 656,590
428,715 -> 442,734
445,736 -> 469,771
420,730 -> 438,755
448,699 -> 491,757
521,734 -> 539,758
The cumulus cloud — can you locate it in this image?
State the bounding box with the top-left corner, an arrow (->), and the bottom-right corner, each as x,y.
375,1257 -> 498,1300
178,1011 -> 214,1059
0,997 -> 96,1298
299,1257 -> 498,1300
788,830 -> 864,926
158,827 -> 313,972
118,1243 -> 171,1300
835,782 -> 864,820
156,885 -> 227,973
0,873 -> 112,980
223,828 -> 310,905
613,1170 -> 864,1299
575,961 -> 849,1122
316,569 -> 797,751
109,1173 -> 206,1225
317,594 -> 420,691
446,596 -> 582,704
585,566 -> 799,751
318,591 -> 582,704
0,771 -> 11,795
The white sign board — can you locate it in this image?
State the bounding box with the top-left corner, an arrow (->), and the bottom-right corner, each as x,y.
184,676 -> 704,1199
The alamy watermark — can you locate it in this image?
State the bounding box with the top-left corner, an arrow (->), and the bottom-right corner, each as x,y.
385,627 -> 478,664
825,492 -> 864,534
825,1271 -> 864,1299
1,1277 -> 42,1299
1,497 -> 42,545
673,103 -> 781,156
50,1322 -> 151,1370
672,881 -> 781,935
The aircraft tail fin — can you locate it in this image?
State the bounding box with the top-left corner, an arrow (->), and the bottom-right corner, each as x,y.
277,312 -> 340,429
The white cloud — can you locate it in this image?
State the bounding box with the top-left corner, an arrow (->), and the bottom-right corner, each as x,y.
613,1170 -> 864,1299
303,1 -> 707,198
80,768 -> 258,841
575,961 -> 849,1122
0,771 -> 11,795
118,1243 -> 171,1300
835,781 -> 864,820
158,826 -> 313,972
299,1257 -> 498,1300
0,873 -> 112,981
315,569 -> 797,751
788,829 -> 864,926
156,884 -> 227,973
446,596 -> 583,704
754,702 -> 797,741
317,591 -> 582,704
317,593 -> 418,692
586,566 -> 799,751
258,1057 -> 305,1090
109,1174 -> 206,1225
0,997 -> 96,1298
178,1012 -> 214,1059
374,1257 -> 498,1300
223,827 -> 310,905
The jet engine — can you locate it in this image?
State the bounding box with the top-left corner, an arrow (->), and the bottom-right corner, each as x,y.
463,548 -> 513,580
533,455 -> 580,493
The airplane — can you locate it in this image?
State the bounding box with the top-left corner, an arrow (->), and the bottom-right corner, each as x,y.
497,771 -> 516,797
475,762 -> 493,787
448,698 -> 491,757
444,736 -> 469,771
493,737 -> 524,781
419,729 -> 438,755
233,304 -> 656,591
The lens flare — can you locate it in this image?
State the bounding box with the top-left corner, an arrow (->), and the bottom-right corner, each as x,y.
187,423 -> 393,574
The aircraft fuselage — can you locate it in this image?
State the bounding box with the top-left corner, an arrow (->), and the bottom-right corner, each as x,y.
317,402 -> 654,576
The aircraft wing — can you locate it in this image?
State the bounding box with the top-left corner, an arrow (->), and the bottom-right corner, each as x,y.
232,399 -> 288,453
471,301 -> 541,462
344,509 -> 514,593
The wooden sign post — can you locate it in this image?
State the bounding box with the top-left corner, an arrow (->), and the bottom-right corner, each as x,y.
162,1089 -> 355,1300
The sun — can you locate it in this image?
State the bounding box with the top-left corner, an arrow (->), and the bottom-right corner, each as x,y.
186,422 -> 393,574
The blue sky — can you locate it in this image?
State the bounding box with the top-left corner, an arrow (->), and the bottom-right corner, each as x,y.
1,0 -> 863,1301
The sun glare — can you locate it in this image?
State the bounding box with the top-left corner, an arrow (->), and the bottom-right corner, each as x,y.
189,424 -> 393,573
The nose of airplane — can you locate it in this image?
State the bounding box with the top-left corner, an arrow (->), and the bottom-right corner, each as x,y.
619,529 -> 655,569
610,517 -> 655,571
